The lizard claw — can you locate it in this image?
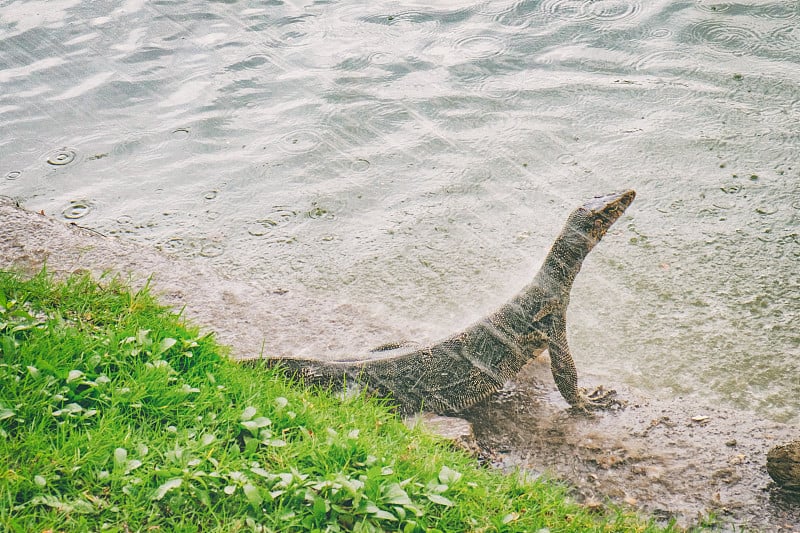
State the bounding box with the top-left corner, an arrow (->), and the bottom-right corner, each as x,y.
569,386 -> 624,413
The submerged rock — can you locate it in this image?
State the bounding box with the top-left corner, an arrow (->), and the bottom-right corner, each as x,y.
767,441 -> 800,491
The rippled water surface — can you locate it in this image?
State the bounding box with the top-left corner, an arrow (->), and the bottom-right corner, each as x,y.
1,0 -> 798,422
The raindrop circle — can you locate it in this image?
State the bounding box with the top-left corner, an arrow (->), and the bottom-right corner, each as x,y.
686,19 -> 764,56
584,0 -> 641,22
172,128 -> 190,139
557,153 -> 577,165
247,222 -> 268,236
351,158 -> 371,172
307,203 -> 335,219
160,237 -> 199,255
632,50 -> 690,72
367,52 -> 393,65
478,77 -> 524,100
203,190 -> 218,200
278,129 -> 323,154
454,34 -> 508,60
755,206 -> 778,216
200,242 -> 225,257
62,201 -> 92,220
475,0 -> 518,17
695,2 -> 732,14
47,148 -> 77,166
720,184 -> 743,194
117,215 -> 132,224
648,27 -> 673,39
262,207 -> 298,227
540,0 -> 591,21
5,170 -> 21,180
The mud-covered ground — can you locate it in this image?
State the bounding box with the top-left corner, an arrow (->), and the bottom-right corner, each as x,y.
465,362 -> 799,531
2,198 -> 798,531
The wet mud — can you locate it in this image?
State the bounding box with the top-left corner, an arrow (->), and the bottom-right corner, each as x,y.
1,199 -> 798,531
465,361 -> 800,531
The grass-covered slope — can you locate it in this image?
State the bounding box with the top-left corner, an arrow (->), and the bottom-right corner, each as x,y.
0,270 -> 674,532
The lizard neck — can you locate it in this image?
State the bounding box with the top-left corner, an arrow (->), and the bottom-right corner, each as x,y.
534,223 -> 592,296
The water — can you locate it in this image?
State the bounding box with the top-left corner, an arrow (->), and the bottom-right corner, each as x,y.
1,0 -> 798,423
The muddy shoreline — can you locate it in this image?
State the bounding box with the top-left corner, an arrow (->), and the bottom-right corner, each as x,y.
1,198 -> 797,531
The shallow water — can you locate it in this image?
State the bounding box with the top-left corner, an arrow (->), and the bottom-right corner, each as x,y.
1,0 -> 798,423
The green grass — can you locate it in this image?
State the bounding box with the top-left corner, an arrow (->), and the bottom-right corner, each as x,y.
0,270 -> 678,532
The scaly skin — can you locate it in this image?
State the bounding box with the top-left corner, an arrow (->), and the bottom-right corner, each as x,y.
245,190 -> 636,415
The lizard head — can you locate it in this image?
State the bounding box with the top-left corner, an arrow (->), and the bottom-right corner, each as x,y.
566,189 -> 636,250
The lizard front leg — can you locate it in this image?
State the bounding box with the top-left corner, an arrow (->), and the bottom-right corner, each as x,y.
547,314 -> 617,411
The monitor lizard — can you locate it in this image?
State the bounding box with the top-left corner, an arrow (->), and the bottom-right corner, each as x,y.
244,190 -> 636,415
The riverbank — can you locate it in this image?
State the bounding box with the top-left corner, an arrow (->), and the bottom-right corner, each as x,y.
0,269 -> 671,531
1,198 -> 798,531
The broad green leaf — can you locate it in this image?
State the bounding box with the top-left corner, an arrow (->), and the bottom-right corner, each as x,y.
312,494 -> 329,519
152,478 -> 183,500
426,494 -> 454,506
66,369 -> 84,383
274,396 -> 288,409
365,502 -> 397,521
155,337 -> 177,356
125,459 -> 142,474
382,483 -> 412,506
194,487 -> 211,507
250,466 -> 273,479
403,521 -> 419,533
243,483 -> 262,506
427,483 -> 448,494
438,465 -> 462,485
114,448 -> 128,468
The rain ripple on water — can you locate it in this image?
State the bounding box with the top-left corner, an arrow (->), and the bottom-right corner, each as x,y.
539,0 -> 642,23
47,148 -> 77,166
685,19 -> 766,56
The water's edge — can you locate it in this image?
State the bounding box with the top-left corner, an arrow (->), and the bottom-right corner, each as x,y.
1,199 -> 797,531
